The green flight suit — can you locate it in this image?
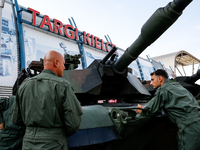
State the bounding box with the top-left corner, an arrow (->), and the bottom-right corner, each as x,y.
12,69 -> 83,150
0,96 -> 24,150
140,79 -> 200,150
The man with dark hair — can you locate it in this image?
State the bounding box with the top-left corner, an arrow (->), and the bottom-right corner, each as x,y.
150,69 -> 168,79
12,50 -> 83,150
137,69 -> 200,150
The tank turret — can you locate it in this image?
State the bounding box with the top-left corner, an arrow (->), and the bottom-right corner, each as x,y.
61,0 -> 193,104
13,0 -> 195,104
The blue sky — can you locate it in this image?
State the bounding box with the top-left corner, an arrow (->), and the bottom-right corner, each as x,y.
16,0 -> 200,59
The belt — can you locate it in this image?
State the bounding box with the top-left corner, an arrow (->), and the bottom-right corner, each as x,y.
24,126 -> 65,140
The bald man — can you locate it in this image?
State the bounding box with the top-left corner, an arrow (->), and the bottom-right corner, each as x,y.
12,51 -> 83,150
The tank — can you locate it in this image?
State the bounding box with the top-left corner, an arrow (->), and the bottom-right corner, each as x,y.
12,0 -> 200,150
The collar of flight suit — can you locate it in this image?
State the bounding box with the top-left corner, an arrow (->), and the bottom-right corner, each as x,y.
41,69 -> 57,76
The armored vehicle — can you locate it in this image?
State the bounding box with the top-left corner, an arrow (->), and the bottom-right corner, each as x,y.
12,0 -> 200,149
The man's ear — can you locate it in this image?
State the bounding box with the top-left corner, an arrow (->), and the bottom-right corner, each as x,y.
158,76 -> 163,82
54,59 -> 58,67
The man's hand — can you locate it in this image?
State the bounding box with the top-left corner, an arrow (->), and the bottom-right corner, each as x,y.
0,123 -> 3,130
136,104 -> 144,114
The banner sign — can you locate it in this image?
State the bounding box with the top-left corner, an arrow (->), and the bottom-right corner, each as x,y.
0,2 -> 18,86
22,8 -> 116,53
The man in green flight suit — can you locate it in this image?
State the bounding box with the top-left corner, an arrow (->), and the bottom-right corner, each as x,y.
137,69 -> 200,150
0,96 -> 24,150
12,50 -> 83,150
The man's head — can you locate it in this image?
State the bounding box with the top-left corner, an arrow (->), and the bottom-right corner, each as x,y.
150,69 -> 168,89
43,50 -> 65,77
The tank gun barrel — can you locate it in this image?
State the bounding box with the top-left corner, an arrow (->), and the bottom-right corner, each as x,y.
101,46 -> 117,64
113,0 -> 192,73
186,69 -> 200,84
